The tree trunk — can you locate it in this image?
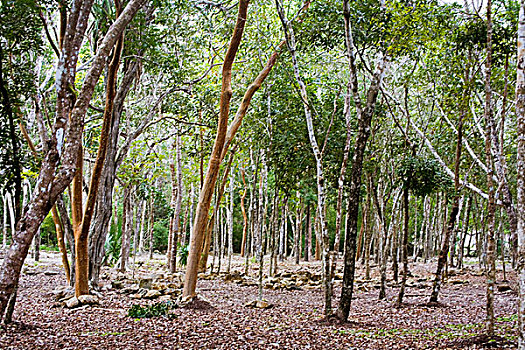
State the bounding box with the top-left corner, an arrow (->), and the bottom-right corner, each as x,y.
227,175 -> 234,274
294,196 -> 304,265
240,169 -> 248,257
119,186 -> 133,272
149,192 -> 155,260
304,204 -> 311,262
458,196 -> 472,269
2,194 -> 7,249
430,81 -> 467,303
336,0 -> 388,321
397,188 -> 410,305
276,0 -> 331,315
52,205 -> 70,284
169,134 -> 183,273
484,0 -> 497,336
515,2 -> 525,347
199,147 -> 238,272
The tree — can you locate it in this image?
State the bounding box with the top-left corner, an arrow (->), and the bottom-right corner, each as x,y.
515,1 -> 525,348
0,0 -> 146,316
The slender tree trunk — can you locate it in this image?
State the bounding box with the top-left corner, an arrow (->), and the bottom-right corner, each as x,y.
169,134 -> 183,273
397,188 -> 410,305
430,82 -> 467,303
304,205 -> 311,262
458,196 -> 472,269
57,196 -> 75,286
138,197 -> 147,253
2,194 -> 7,249
484,0 -> 497,336
515,2 -> 525,347
336,0 -> 388,321
199,147 -> 237,271
149,192 -> 155,260
52,205 -> 70,284
227,176 -> 234,274
240,169 -> 248,257
276,0 -> 332,315
119,186 -> 133,272
295,197 -> 304,265
184,0 -> 286,298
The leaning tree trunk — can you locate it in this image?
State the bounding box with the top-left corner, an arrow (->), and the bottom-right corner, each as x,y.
430,85 -> 467,303
182,0 -> 250,298
0,0 -> 146,316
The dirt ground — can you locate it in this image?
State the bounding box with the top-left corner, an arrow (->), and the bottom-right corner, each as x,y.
0,251 -> 518,349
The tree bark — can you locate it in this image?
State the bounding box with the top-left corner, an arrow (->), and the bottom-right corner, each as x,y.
276,0 -> 332,315
515,2 -> 525,348
52,205 -> 70,284
240,168 -> 248,257
119,186 -> 133,272
430,83 -> 467,303
336,0 -> 388,321
484,0 -> 497,336
0,0 -> 146,314
182,0 -> 250,298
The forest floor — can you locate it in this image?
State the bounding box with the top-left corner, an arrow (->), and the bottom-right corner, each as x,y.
0,251 -> 518,350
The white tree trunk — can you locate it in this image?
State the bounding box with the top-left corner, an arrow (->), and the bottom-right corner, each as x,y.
515,1 -> 525,348
276,0 -> 332,316
227,176 -> 234,274
2,194 -> 7,248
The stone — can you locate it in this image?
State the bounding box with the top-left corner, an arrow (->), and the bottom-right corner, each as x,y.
164,288 -> 180,296
224,272 -> 243,282
121,284 -> 140,294
450,279 -> 467,285
497,284 -> 513,292
139,277 -> 154,289
78,295 -> 100,305
53,286 -> 75,301
23,268 -> 38,275
144,290 -> 162,299
111,280 -> 124,289
276,272 -> 292,278
65,297 -> 80,309
244,300 -> 273,309
159,295 -> 173,302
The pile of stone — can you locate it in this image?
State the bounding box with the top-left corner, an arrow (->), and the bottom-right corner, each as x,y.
53,286 -> 100,309
111,273 -> 184,302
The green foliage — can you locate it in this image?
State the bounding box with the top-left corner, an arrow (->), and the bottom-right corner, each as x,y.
153,219 -> 169,253
177,243 -> 189,267
396,156 -> 451,197
0,0 -> 43,190
105,216 -> 122,265
40,213 -> 57,247
127,301 -> 176,319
